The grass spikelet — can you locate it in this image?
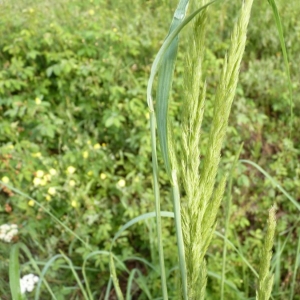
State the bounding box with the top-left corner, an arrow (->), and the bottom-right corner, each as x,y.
256,206 -> 277,300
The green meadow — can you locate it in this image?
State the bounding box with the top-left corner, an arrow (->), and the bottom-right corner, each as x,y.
0,0 -> 299,299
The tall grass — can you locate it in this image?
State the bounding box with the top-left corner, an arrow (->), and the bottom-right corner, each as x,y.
4,0 -> 299,299
148,0 -> 255,298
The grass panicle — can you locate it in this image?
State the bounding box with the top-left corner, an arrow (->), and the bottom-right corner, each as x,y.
148,1 -> 220,298
256,206 -> 277,300
179,3 -> 209,298
177,0 -> 253,298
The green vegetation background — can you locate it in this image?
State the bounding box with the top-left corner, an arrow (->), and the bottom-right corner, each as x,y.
0,0 -> 299,298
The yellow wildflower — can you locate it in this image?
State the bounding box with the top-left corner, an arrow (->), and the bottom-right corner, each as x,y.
35,97 -> 41,105
33,177 -> 41,186
82,151 -> 89,159
40,179 -> 47,186
93,143 -> 100,150
71,200 -> 77,207
87,171 -> 93,176
49,168 -> 57,176
28,200 -> 35,206
117,179 -> 126,188
45,195 -> 51,201
67,166 -> 76,174
1,176 -> 10,184
44,174 -> 52,181
88,9 -> 95,16
31,152 -> 42,158
69,180 -> 76,187
48,187 -> 56,195
100,173 -> 107,180
36,170 -> 44,178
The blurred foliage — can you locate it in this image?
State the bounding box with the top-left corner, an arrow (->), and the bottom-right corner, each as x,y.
0,0 -> 299,298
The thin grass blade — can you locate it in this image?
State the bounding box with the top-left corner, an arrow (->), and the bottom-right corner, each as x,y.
240,160 -> 300,211
34,254 -> 67,300
82,250 -> 112,300
268,0 -> 293,131
290,230 -> 300,300
150,111 -> 169,299
215,231 -> 259,278
126,269 -> 138,300
208,271 -> 246,299
16,243 -> 57,300
156,0 -> 189,178
9,244 -> 22,300
110,211 -> 174,248
147,0 -> 219,176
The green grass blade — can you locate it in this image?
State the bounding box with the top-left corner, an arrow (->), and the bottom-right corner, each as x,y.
9,244 -> 22,300
109,211 -> 174,299
82,250 -> 128,300
82,250 -> 111,300
83,251 -> 152,300
58,251 -> 90,300
150,112 -> 169,300
125,268 -> 152,300
240,160 -> 300,211
16,243 -> 57,300
147,0 -> 219,176
147,0 -> 219,108
104,277 -> 113,300
126,269 -> 138,300
290,230 -> 300,300
110,211 -> 174,248
124,256 -> 157,273
271,217 -> 300,274
32,252 -> 85,299
215,231 -> 259,278
208,271 -> 246,299
156,0 -> 189,178
34,254 -> 65,300
268,0 -> 293,131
